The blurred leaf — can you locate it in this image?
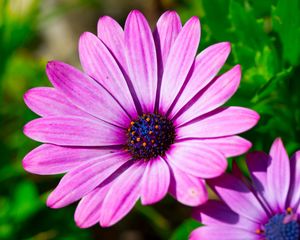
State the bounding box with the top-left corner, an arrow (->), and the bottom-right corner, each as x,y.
202,0 -> 231,40
252,0 -> 277,17
0,0 -> 39,77
272,0 -> 300,65
170,219 -> 200,240
11,181 -> 42,222
251,66 -> 293,104
135,202 -> 171,239
229,0 -> 269,50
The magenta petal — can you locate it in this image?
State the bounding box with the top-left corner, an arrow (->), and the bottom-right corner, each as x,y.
246,151 -> 274,208
189,226 -> 259,240
289,151 -> 300,209
97,16 -> 128,73
79,32 -> 138,119
47,151 -> 130,208
196,136 -> 251,158
174,65 -> 241,125
166,140 -> 227,178
154,10 -> 182,77
168,162 -> 208,206
171,42 -> 231,119
75,182 -> 112,228
176,107 -> 259,139
24,116 -> 126,146
208,173 -> 268,223
267,138 -> 290,211
159,16 -> 200,114
141,157 -> 170,205
24,87 -> 90,118
100,161 -> 146,227
193,200 -> 259,231
124,10 -> 157,113
75,161 -> 132,228
46,61 -> 130,128
23,144 -> 117,175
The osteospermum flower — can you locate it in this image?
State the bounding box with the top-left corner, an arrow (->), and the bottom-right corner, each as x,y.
191,138 -> 300,240
23,10 -> 259,227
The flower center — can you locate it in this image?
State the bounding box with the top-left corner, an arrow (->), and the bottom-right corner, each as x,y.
126,113 -> 175,160
263,210 -> 299,240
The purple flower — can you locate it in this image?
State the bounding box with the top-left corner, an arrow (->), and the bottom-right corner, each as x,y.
23,10 -> 259,227
191,138 -> 300,240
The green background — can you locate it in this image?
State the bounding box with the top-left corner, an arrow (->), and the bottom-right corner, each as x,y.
0,0 -> 300,239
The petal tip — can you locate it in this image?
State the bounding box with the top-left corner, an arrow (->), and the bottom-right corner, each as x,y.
46,60 -> 61,76
141,195 -> 163,206
74,217 -> 89,229
128,9 -> 143,18
98,15 -> 113,23
22,153 -> 32,172
79,31 -> 94,44
189,16 -> 200,28
223,41 -> 231,50
46,196 -> 60,209
23,121 -> 31,137
23,89 -> 32,105
99,218 -> 114,228
273,137 -> 283,145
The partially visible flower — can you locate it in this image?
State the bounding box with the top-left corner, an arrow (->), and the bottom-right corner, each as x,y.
191,138 -> 300,240
23,10 -> 259,227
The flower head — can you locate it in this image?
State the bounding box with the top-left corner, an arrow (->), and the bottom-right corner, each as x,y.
23,10 -> 259,227
191,138 -> 300,240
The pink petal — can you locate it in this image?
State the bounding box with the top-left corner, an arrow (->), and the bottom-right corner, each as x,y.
289,151 -> 300,209
140,157 -> 170,205
24,116 -> 126,146
124,10 -> 157,113
23,144 -> 118,175
47,151 -> 130,208
154,10 -> 182,78
171,42 -> 231,119
46,61 -> 130,128
176,107 -> 259,139
75,181 -> 113,228
79,32 -> 138,119
166,140 -> 227,178
208,173 -> 268,223
267,138 -> 290,211
100,161 -> 146,227
189,226 -> 260,240
174,65 -> 241,125
159,16 -> 200,114
196,136 -> 251,157
24,87 -> 90,118
75,161 -> 132,228
246,151 -> 274,209
154,11 -> 182,110
97,16 -> 128,73
168,162 -> 208,206
193,200 -> 259,231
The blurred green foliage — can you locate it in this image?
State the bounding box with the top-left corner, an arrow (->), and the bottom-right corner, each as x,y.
0,0 -> 300,239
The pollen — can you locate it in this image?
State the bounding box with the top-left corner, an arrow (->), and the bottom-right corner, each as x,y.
287,207 -> 293,214
126,113 -> 175,160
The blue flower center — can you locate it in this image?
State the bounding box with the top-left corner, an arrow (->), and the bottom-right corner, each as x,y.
264,212 -> 299,240
126,113 -> 175,160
